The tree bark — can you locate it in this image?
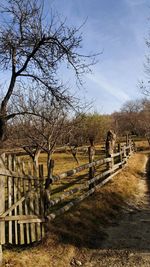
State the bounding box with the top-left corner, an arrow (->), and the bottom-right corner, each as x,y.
0,72 -> 16,142
0,117 -> 7,142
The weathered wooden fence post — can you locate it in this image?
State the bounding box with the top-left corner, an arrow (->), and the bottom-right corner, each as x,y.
118,143 -> 123,167
129,139 -> 132,155
88,138 -> 95,190
126,133 -> 129,146
106,130 -> 116,170
7,155 -> 13,244
39,164 -> 44,178
0,245 -> 2,266
123,145 -> 127,164
0,153 -> 5,266
132,139 -> 136,152
126,133 -> 130,157
45,159 -> 54,212
111,153 -> 114,169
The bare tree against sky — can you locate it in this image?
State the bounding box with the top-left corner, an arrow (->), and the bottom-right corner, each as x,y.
0,0 -> 98,142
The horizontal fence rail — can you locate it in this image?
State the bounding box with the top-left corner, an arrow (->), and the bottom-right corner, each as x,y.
0,143 -> 134,249
45,144 -> 133,221
51,157 -> 112,182
0,155 -> 45,247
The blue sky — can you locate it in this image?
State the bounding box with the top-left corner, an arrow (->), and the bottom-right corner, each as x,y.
0,0 -> 149,114
45,0 -> 150,114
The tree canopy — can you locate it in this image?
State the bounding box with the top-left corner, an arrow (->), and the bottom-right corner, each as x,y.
0,0 -> 97,142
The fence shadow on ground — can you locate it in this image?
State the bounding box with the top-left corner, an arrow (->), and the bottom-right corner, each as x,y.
46,156 -> 150,252
47,189 -> 125,249
51,173 -> 88,196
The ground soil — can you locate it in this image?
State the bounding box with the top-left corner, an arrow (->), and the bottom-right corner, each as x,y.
3,151 -> 150,267
76,152 -> 150,267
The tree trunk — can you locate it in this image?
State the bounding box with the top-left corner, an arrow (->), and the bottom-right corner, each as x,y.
33,148 -> 41,177
0,72 -> 16,142
0,117 -> 7,142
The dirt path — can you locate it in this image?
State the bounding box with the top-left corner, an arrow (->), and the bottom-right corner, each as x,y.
3,152 -> 150,267
82,153 -> 150,267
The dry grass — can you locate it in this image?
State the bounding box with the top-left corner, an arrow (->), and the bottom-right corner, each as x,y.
135,140 -> 149,150
2,151 -> 147,267
20,152 -> 87,176
20,149 -> 102,177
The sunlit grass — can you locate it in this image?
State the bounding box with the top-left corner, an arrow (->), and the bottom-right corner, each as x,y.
3,151 -> 147,267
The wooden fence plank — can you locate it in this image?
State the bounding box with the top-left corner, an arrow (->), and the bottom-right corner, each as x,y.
33,163 -> 41,241
0,244 -> 2,266
8,155 -> 13,244
88,141 -> 95,190
47,168 -> 122,222
20,161 -> 30,244
0,215 -> 44,221
0,144 -> 133,246
28,166 -> 36,243
47,162 -> 123,208
12,154 -> 19,245
0,155 -> 43,180
0,154 -> 5,245
17,161 -> 25,245
29,195 -> 36,242
24,178 -> 30,244
52,157 -> 112,182
40,180 -> 45,239
14,177 -> 18,244
1,196 -> 25,218
34,185 -> 41,241
18,218 -> 45,224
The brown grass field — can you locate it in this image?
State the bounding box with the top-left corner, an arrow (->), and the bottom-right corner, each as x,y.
2,140 -> 149,267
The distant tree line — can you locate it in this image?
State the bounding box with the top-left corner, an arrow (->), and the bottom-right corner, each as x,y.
5,97 -> 150,150
112,98 -> 150,144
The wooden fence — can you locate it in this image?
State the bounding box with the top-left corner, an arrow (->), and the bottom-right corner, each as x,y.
46,144 -> 132,221
0,155 -> 45,247
0,143 -> 133,263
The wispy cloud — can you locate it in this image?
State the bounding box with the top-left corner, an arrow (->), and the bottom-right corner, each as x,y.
125,0 -> 146,7
87,73 -> 130,102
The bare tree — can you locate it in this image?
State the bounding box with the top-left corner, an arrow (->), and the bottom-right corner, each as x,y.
113,99 -> 150,145
138,99 -> 150,145
8,88 -> 69,175
112,100 -> 143,136
64,112 -> 113,147
140,28 -> 150,96
0,0 -> 97,142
